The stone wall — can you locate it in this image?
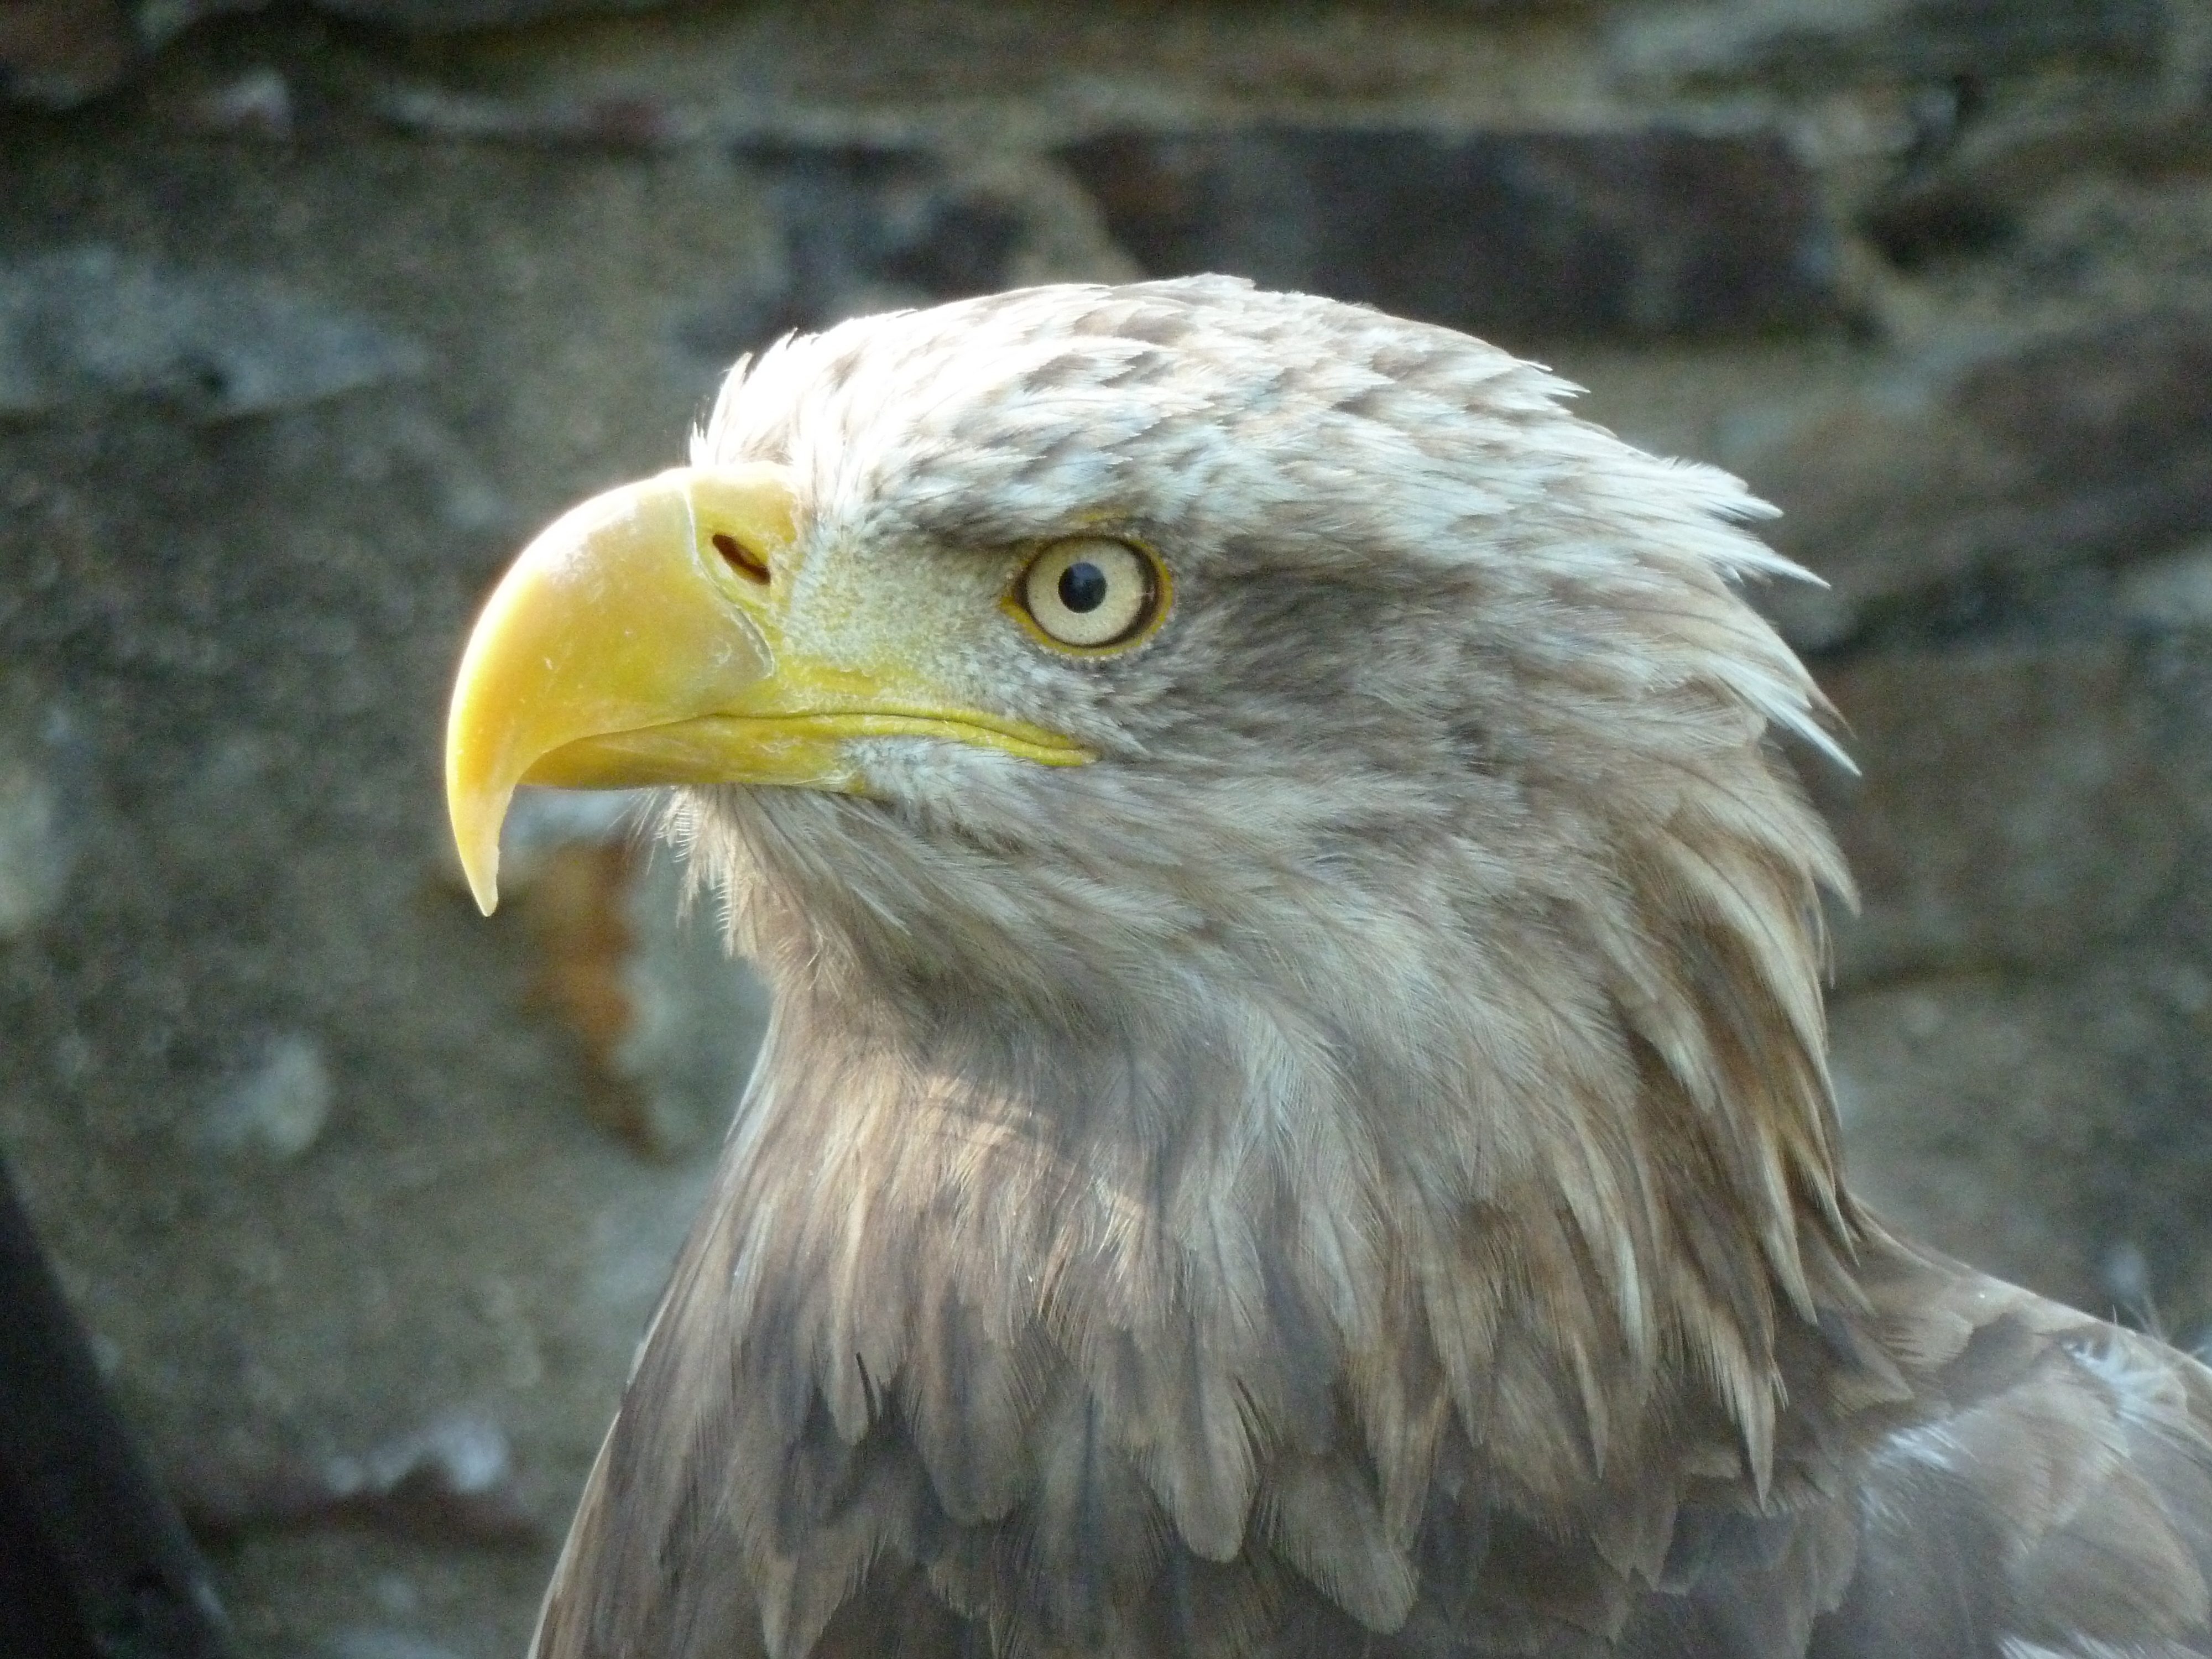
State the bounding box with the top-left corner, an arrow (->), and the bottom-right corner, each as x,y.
4,3 -> 2211,1654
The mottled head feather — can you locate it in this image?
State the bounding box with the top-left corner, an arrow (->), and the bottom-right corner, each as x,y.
544,278 -> 1872,1659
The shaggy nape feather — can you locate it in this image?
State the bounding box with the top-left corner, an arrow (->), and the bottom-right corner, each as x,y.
529,278 -> 2212,1659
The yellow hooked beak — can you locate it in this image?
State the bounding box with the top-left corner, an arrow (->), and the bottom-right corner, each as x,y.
444,465 -> 1092,914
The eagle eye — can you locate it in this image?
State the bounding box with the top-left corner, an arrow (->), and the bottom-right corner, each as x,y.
1013,538 -> 1164,653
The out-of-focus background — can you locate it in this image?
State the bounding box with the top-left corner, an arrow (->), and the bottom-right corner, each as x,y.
4,1 -> 2212,1652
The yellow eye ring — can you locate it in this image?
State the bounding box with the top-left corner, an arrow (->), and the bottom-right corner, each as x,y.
1006,538 -> 1169,655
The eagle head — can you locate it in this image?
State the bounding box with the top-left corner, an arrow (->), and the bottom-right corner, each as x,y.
453,275 -> 1843,1037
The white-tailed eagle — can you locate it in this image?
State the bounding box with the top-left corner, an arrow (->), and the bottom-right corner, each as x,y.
445,278 -> 2212,1659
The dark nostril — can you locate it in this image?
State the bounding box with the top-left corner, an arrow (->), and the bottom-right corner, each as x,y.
712,532 -> 770,585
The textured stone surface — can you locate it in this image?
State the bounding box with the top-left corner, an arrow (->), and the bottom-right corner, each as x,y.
1732,309 -> 2212,646
0,675 -> 82,940
312,0 -> 679,29
0,128 -> 791,1657
1832,956 -> 2212,1339
1060,126 -> 1842,345
191,1031 -> 336,1161
512,837 -> 770,1160
0,2 -> 696,111
1613,0 -> 2170,92
1858,102 -> 2212,270
680,147 -> 1102,359
0,0 -> 137,107
17,2 -> 1622,128
1812,639 -> 2211,984
0,246 -> 425,419
2118,537 -> 2212,627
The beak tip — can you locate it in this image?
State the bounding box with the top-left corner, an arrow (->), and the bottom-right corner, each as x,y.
447,776 -> 508,919
456,830 -> 502,916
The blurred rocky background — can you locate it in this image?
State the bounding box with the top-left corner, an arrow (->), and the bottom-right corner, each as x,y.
4,0 -> 2212,1652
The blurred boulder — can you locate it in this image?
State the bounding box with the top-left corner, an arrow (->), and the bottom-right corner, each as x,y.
1859,102 -> 2212,270
0,676 -> 82,941
0,2 -> 700,111
327,1631 -> 465,1659
1736,310 -> 2212,645
311,0 -> 677,27
681,148 -> 1036,362
0,1 -> 138,107
2117,536 -> 2212,628
191,1032 -> 335,1162
0,248 -> 424,421
0,113 -> 786,1659
1833,955 -> 2212,1338
177,1408 -> 541,1550
1613,0 -> 2168,93
1058,126 -> 1841,345
1813,639 -> 2203,984
514,833 -> 768,1161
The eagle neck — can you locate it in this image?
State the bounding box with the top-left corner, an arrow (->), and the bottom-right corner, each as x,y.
721,891 -> 1864,1564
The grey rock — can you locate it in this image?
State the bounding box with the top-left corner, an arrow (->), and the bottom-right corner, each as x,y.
1614,0 -> 2167,93
367,79 -> 705,148
179,66 -> 296,139
2,0 -> 685,109
1833,958 -> 2212,1336
1876,92 -> 2212,273
178,1408 -> 540,1549
681,148 -> 1041,366
310,0 -> 677,30
2117,538 -> 2212,628
0,248 -> 424,421
193,1032 -> 333,1160
1058,126 -> 1841,345
0,677 -> 81,939
327,1630 -> 465,1659
0,123 -> 778,1659
1955,311 -> 2212,531
1813,639 -> 2203,985
1860,105 -> 2212,271
0,0 -> 135,108
612,848 -> 770,1160
1736,310 -> 2212,645
465,808 -> 769,1161
1834,977 -> 2113,1317
2102,1239 -> 2153,1314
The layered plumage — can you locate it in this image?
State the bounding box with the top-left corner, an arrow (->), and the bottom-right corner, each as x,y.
476,279 -> 2212,1658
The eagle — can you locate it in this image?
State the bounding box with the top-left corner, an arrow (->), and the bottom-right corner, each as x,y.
444,278 -> 2212,1659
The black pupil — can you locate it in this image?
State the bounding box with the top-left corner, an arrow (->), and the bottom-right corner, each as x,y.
1057,560 -> 1109,613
